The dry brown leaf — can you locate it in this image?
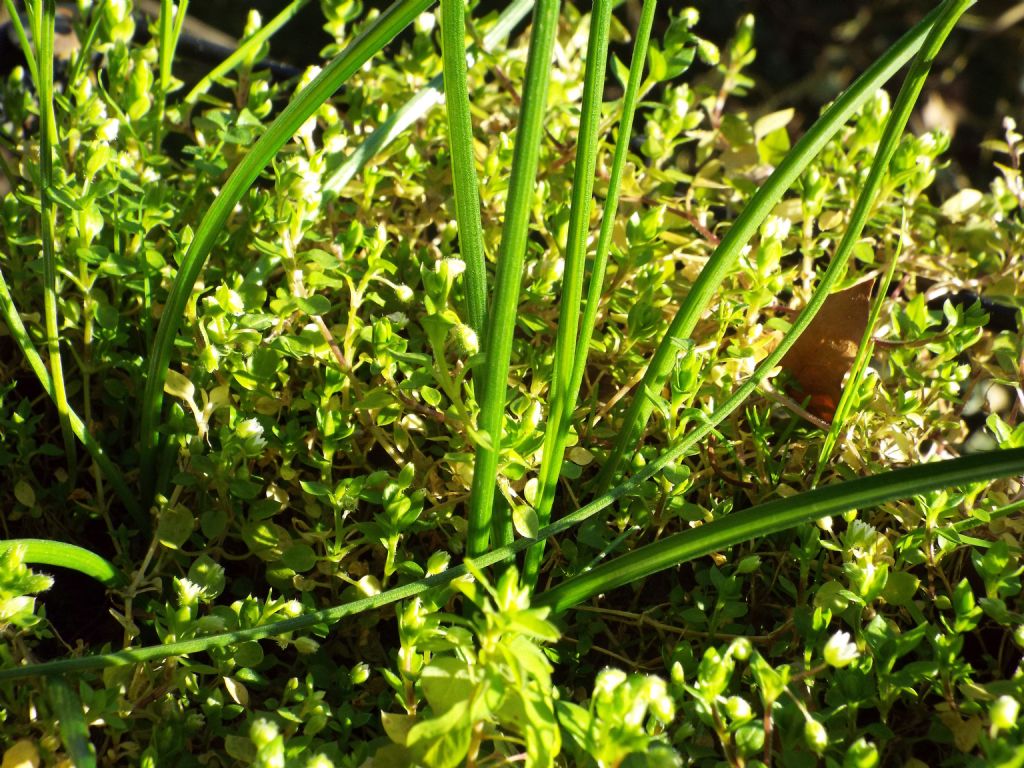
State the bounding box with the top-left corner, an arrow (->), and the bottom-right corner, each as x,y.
780,280 -> 874,423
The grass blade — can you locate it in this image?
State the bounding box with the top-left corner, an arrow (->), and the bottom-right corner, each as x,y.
139,0 -> 434,500
2,0 -> 39,86
523,0 -> 613,585
33,0 -> 76,468
46,678 -> 97,768
155,0 -> 189,147
0,539 -> 125,588
440,0 -> 487,336
183,0 -> 311,107
593,2 -> 950,492
536,447 -> 1024,613
466,0 -> 560,556
3,446 -> 1020,682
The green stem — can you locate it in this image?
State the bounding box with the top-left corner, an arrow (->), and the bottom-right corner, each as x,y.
155,0 -> 190,149
34,0 -> 76,468
323,0 -> 535,196
440,0 -> 487,336
2,447 -> 1020,681
183,0 -> 310,107
466,0 -> 560,556
523,0 -> 614,585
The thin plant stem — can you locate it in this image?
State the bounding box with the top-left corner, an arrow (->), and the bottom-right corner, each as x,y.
592,2 -> 951,492
814,220 -> 904,483
466,0 -> 561,557
183,0 -> 311,107
3,0 -> 39,86
2,446 -> 1021,681
523,0 -> 614,585
588,0 -> 978,529
440,0 -> 487,336
33,0 -> 76,467
155,0 -> 190,149
46,677 -> 97,768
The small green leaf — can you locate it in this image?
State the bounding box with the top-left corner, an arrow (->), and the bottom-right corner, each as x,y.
513,505 -> 539,539
882,571 -> 920,607
281,543 -> 317,573
157,505 -> 195,550
295,295 -> 332,315
13,481 -> 35,508
163,369 -> 195,402
420,657 -> 474,715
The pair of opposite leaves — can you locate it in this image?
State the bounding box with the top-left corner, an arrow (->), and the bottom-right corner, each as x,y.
779,280 -> 875,423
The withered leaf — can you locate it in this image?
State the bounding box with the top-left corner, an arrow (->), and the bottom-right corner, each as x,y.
780,280 -> 874,422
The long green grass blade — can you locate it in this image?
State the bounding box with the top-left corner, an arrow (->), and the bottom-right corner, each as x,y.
593,2 -> 950,492
3,446 -> 1020,682
0,539 -> 125,587
0,267 -> 141,519
46,677 -> 98,768
139,0 -> 434,500
524,0 -> 613,585
536,447 -> 1024,613
158,0 -> 189,93
155,0 -> 189,148
33,0 -> 76,468
323,0 -> 534,196
440,0 -> 487,335
466,0 -> 560,556
183,0 -> 311,106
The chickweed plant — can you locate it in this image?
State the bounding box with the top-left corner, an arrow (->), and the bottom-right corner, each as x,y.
0,0 -> 1023,765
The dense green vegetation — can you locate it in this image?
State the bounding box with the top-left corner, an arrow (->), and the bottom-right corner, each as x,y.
1,0 -> 1022,765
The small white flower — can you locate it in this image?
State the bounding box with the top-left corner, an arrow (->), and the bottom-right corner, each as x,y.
824,630 -> 860,668
594,668 -> 627,696
97,118 -> 120,142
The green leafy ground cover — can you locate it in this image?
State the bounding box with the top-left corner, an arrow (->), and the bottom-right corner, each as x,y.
0,1 -> 1023,766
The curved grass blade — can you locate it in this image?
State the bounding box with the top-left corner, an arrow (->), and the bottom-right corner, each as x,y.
323,0 -> 534,196
183,0 -> 311,106
0,267 -> 141,520
46,677 -> 97,768
593,2 -> 951,492
0,539 -> 125,588
2,447 -> 1020,682
466,0 -> 560,556
523,0 -> 614,585
440,0 -> 487,336
536,447 -> 1024,613
139,0 -> 435,500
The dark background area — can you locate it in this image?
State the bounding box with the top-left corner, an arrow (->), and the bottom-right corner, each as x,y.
186,1 -> 1024,185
